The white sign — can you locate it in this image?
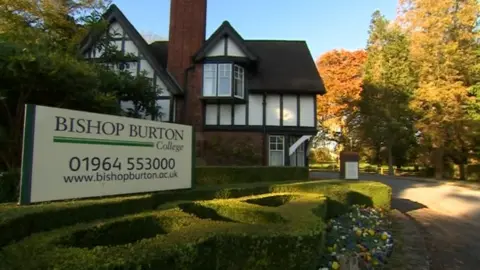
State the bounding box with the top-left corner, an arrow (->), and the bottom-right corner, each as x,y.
19,104 -> 194,204
345,162 -> 359,180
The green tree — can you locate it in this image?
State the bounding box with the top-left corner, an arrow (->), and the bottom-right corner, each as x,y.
0,0 -> 162,171
359,11 -> 418,175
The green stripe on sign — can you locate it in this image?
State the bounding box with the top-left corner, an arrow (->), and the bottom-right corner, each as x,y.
53,136 -> 154,147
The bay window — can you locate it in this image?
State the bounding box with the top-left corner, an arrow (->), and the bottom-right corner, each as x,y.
218,64 -> 232,96
234,65 -> 244,98
203,63 -> 245,98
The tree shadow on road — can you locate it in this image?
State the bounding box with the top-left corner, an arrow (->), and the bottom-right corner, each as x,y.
391,198 -> 427,213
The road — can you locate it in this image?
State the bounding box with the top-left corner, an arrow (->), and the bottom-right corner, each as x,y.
311,171 -> 480,270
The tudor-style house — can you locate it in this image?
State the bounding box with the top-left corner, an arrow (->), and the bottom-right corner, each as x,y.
80,0 -> 326,167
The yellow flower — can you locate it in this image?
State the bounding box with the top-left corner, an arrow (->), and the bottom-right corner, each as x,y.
332,261 -> 340,269
381,232 -> 388,240
355,229 -> 362,236
368,229 -> 375,236
333,243 -> 337,250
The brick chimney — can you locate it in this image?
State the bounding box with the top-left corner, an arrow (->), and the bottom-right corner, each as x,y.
167,0 -> 207,129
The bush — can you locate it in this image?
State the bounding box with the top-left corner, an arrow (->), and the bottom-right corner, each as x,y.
467,164 -> 480,181
0,169 -> 19,203
0,180 -> 391,249
196,166 -> 309,186
2,193 -> 328,270
0,167 -> 309,203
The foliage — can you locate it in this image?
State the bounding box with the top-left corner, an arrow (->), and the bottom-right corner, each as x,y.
0,181 -> 392,270
0,166 -> 308,203
397,0 -> 480,179
0,169 -> 19,203
196,166 -> 309,186
358,11 -> 418,174
0,1 -> 163,170
0,180 -> 392,248
309,147 -> 335,163
318,205 -> 393,270
315,49 -> 368,152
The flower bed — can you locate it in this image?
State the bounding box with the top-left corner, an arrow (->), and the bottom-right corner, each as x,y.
317,205 -> 393,270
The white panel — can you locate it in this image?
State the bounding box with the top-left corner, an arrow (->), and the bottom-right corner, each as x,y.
206,38 -> 225,57
140,60 -> 155,77
219,105 -> 232,125
113,40 -> 122,50
227,37 -> 246,57
205,105 -> 218,125
156,99 -> 170,122
283,95 -> 297,126
124,40 -> 139,56
109,22 -> 124,37
156,77 -> 170,96
248,94 -> 263,125
300,96 -> 315,127
266,94 -> 280,126
234,104 -> 246,125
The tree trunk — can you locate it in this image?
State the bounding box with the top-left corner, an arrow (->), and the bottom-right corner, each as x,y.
387,143 -> 394,176
434,147 -> 444,180
458,163 -> 466,181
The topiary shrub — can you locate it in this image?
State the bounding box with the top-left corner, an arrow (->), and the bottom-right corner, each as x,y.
196,166 -> 309,186
2,193 -> 328,270
0,180 -> 391,248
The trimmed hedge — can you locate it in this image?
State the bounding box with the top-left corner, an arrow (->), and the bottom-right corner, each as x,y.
0,166 -> 309,203
0,170 -> 19,203
1,193 -> 328,270
0,180 -> 391,249
195,166 -> 309,185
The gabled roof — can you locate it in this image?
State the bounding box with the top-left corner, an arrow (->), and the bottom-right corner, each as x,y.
150,40 -> 326,94
245,40 -> 326,94
193,21 -> 258,62
79,4 -> 183,95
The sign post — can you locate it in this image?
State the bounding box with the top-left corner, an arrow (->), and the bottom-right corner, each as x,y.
19,104 -> 194,205
339,151 -> 359,180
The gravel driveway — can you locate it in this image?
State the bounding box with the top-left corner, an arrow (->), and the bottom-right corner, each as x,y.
311,171 -> 480,270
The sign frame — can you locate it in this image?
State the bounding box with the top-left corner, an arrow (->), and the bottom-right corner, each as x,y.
19,104 -> 195,205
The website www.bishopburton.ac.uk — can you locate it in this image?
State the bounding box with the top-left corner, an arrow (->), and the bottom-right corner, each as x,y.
63,171 -> 178,183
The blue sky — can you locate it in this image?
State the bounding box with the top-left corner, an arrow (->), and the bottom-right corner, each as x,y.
111,0 -> 398,60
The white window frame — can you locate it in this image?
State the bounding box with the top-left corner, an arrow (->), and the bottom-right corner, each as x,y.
202,63 -> 245,98
203,63 -> 217,96
217,64 -> 232,96
234,64 -> 245,98
268,135 -> 284,166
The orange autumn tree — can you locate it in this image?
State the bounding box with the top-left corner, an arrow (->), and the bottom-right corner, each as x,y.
315,49 -> 367,152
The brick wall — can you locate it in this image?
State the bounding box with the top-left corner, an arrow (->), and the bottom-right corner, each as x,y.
167,0 -> 269,166
202,131 -> 265,166
167,0 -> 206,130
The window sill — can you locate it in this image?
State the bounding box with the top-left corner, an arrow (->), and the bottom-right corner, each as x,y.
200,96 -> 246,104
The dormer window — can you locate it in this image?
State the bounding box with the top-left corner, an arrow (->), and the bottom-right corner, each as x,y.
203,63 -> 245,98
